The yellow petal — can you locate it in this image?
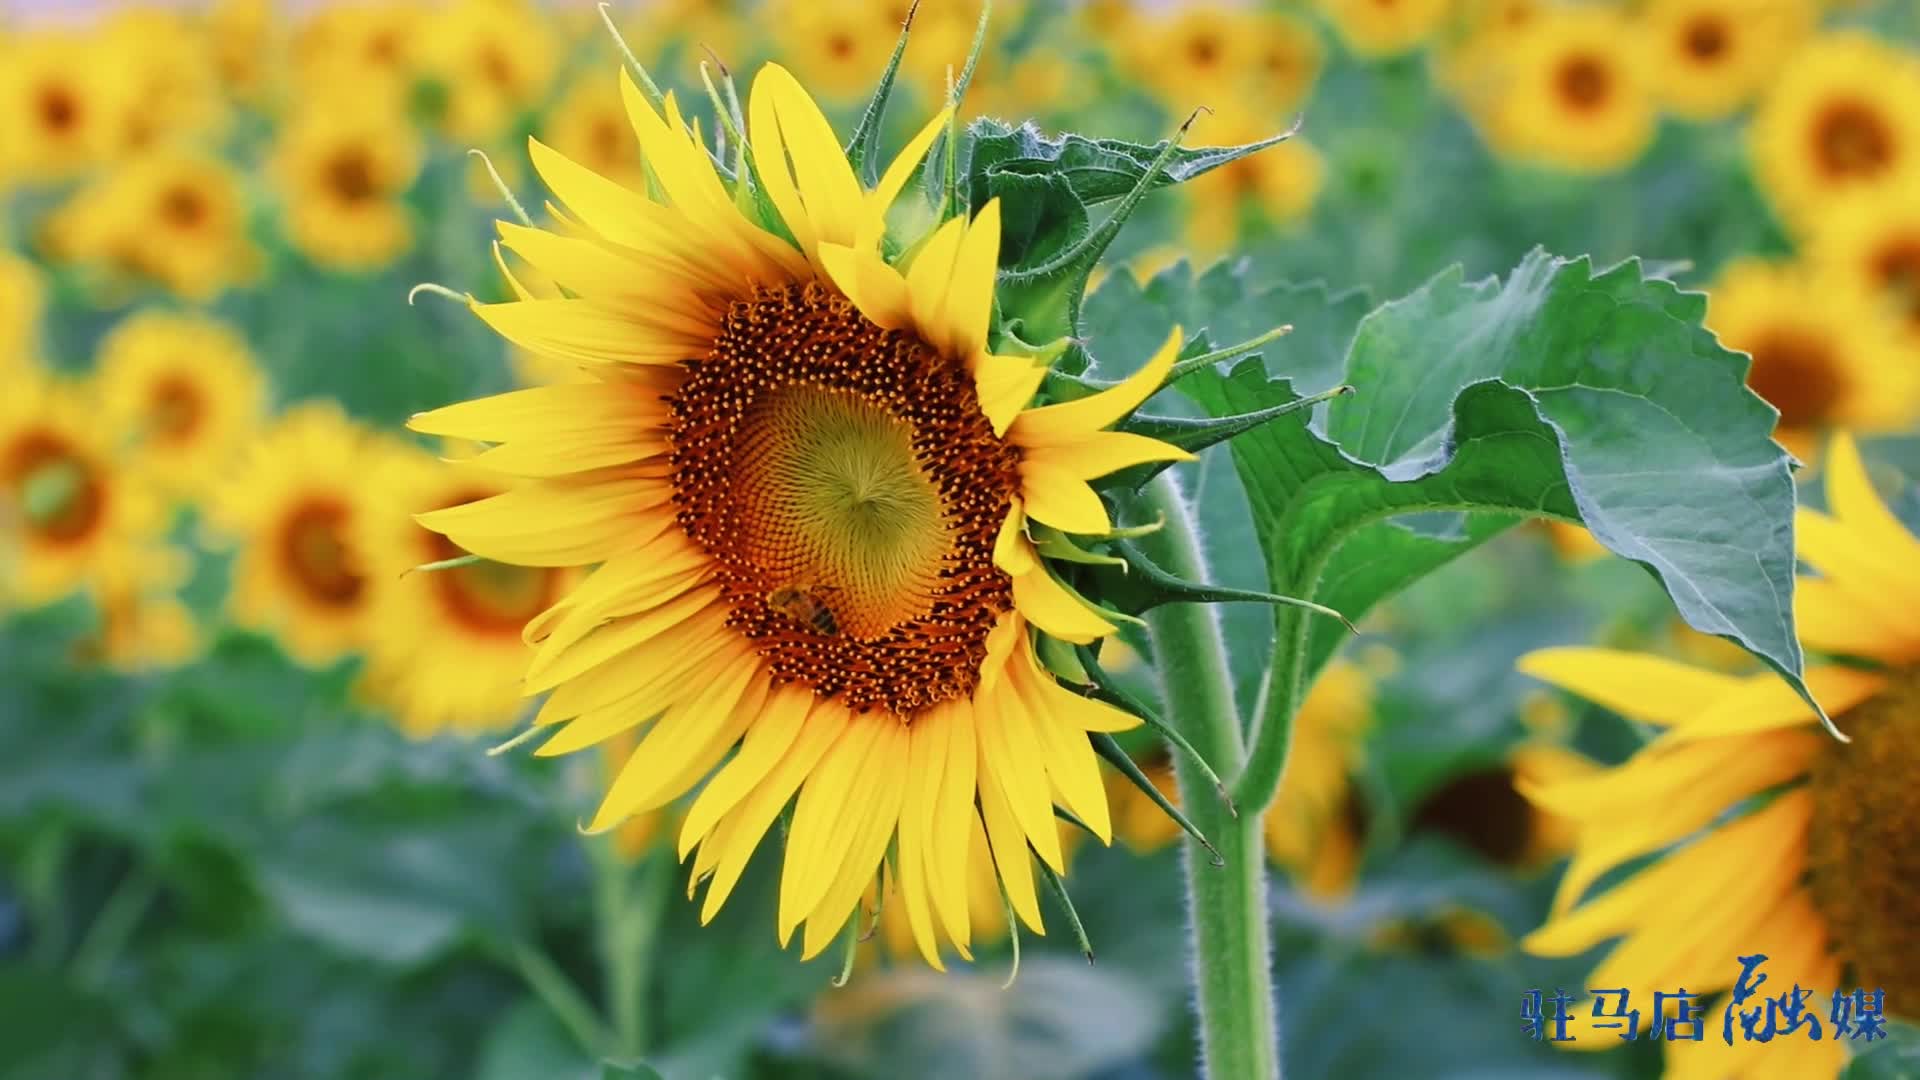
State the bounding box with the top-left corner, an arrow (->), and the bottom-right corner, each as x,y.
1012,658 -> 1112,843
929,699 -> 979,950
1796,508 -> 1920,642
976,749 -> 1044,933
817,242 -> 911,330
696,703 -> 844,922
992,501 -> 1036,576
1663,664 -> 1883,741
1019,462 -> 1112,535
943,199 -> 1001,358
860,105 -> 952,251
1517,647 -> 1748,725
977,686 -> 1066,873
1011,327 -> 1180,445
973,351 -> 1050,437
780,715 -> 886,944
801,722 -> 910,959
677,685 -> 813,855
1010,560 -> 1117,644
895,704 -> 951,968
1022,430 -> 1194,481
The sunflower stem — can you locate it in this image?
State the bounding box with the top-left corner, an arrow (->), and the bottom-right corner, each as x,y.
591,835 -> 669,1059
1131,470 -> 1281,1080
508,938 -> 615,1059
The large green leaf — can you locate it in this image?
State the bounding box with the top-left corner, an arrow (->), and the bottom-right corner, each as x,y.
1150,250 -> 1818,795
1841,1020 -> 1920,1079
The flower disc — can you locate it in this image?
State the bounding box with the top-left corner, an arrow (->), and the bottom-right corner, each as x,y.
669,282 -> 1022,714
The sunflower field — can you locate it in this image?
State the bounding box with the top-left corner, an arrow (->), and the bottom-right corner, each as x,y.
5,0 -> 1920,1077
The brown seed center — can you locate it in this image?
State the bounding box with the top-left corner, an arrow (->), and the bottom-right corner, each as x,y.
278,498 -> 366,609
666,282 -> 1021,714
1411,767 -> 1536,867
5,432 -> 106,546
1812,100 -> 1895,179
1555,55 -> 1612,112
1805,669 -> 1920,1011
1683,17 -> 1730,62
148,375 -> 206,444
1870,237 -> 1920,330
1744,329 -> 1846,429
325,149 -> 379,204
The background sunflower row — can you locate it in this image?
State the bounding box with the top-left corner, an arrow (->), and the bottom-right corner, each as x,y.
3,1 -> 1919,1078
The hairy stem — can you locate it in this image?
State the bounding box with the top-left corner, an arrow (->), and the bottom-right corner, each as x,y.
1133,471 -> 1280,1080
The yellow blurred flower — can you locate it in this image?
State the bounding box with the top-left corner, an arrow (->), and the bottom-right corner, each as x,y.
1479,7 -> 1657,174
208,0 -> 286,104
359,452 -> 578,738
1433,0 -> 1544,111
0,372 -> 163,608
1812,193 -> 1920,355
0,250 -> 46,369
273,102 -> 422,272
1750,31 -> 1920,235
45,150 -> 257,302
1120,4 -> 1254,106
1706,258 -> 1917,457
1247,11 -> 1327,116
292,2 -> 427,100
1541,520 -> 1609,563
764,0 -> 903,103
1640,0 -> 1814,121
204,402 -> 405,667
539,74 -> 648,192
1263,661 -> 1374,898
0,32 -> 132,182
1319,0 -> 1454,60
76,540 -> 201,672
428,0 -> 562,143
98,7 -> 231,155
96,311 -> 266,502
1184,110 -> 1324,255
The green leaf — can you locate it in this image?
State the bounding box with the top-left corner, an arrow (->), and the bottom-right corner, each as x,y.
1841,1020 -> 1920,1079
1161,250 -> 1819,798
964,120 -> 1293,272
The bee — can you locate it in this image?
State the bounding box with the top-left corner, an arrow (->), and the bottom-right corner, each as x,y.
766,583 -> 841,636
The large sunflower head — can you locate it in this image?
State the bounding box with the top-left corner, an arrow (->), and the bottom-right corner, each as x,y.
408,59 -> 1213,966
0,372 -> 163,608
1750,31 -> 1920,235
96,311 -> 266,501
359,449 -> 580,739
1480,7 -> 1657,174
272,101 -> 422,272
1705,257 -> 1917,457
1518,433 -> 1920,1076
1641,0 -> 1813,121
206,402 -> 410,667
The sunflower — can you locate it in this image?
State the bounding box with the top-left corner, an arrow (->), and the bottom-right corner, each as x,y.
407,62 -> 1197,966
292,2 -> 427,99
44,149 -> 256,302
1750,31 -> 1920,235
0,372 -> 162,608
1247,11 -> 1327,116
1705,258 -> 1915,458
96,311 -> 266,502
1640,0 -> 1814,121
1479,7 -> 1657,174
1433,0 -> 1544,110
272,101 -> 422,272
0,249 -> 46,370
360,451 -> 579,738
1517,433 -> 1920,1078
762,1 -> 903,103
208,0 -> 283,103
540,76 -> 648,193
76,540 -> 200,672
1119,4 -> 1255,108
0,32 -> 131,182
1812,194 -> 1920,355
97,7 -> 230,155
1410,742 -> 1596,873
428,0 -> 561,144
206,402 -> 407,667
1318,0 -> 1454,60
1105,660 -> 1373,898
1184,108 -> 1324,255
